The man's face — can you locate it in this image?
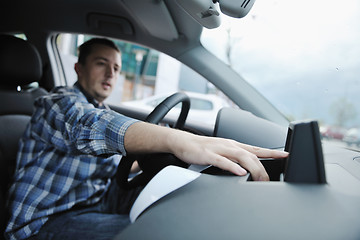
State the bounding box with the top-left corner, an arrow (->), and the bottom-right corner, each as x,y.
75,44 -> 121,104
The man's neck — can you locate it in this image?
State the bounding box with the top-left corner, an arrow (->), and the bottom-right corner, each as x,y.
74,81 -> 104,108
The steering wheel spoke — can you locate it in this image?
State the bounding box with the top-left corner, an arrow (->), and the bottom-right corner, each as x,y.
117,92 -> 191,189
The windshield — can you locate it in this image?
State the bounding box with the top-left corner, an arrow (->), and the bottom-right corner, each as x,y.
201,0 -> 360,149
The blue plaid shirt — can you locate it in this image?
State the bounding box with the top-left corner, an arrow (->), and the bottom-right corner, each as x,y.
5,84 -> 138,240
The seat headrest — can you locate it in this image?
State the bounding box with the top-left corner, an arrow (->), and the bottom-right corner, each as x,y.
0,35 -> 42,87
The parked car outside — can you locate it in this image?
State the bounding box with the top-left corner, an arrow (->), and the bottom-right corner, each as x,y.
320,125 -> 347,140
343,128 -> 360,147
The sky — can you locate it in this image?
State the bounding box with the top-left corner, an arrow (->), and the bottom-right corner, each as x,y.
201,0 -> 360,128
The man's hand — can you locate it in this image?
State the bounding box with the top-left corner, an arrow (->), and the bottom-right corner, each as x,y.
167,130 -> 288,181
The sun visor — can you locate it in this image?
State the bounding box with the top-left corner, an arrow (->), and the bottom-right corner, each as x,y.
87,13 -> 134,36
122,0 -> 179,41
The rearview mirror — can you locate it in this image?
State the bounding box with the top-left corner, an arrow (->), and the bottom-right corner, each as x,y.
176,0 -> 256,29
216,0 -> 256,18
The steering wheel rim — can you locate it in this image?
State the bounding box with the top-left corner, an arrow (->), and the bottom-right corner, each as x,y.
117,92 -> 191,189
145,92 -> 190,128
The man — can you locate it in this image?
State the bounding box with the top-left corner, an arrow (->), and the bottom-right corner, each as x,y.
5,38 -> 288,240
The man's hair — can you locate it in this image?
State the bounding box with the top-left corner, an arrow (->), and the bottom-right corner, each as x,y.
77,38 -> 120,65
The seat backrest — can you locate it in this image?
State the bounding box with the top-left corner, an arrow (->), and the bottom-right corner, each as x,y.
0,34 -> 48,237
0,35 -> 48,115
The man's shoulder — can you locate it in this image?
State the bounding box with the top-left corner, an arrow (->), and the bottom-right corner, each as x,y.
32,85 -> 87,110
51,85 -> 80,95
40,85 -> 82,101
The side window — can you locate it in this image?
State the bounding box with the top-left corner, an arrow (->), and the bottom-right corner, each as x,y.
191,98 -> 213,111
56,33 -> 235,127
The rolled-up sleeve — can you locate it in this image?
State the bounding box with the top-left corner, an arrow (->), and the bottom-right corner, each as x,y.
74,108 -> 138,156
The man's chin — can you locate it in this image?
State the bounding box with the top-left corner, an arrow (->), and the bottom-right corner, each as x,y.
95,92 -> 111,103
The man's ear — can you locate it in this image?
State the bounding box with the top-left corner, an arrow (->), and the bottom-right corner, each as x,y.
74,62 -> 82,76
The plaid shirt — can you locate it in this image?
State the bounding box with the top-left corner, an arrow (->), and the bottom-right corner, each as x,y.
5,84 -> 138,240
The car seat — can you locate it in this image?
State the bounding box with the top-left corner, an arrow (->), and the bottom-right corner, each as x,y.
0,34 -> 48,239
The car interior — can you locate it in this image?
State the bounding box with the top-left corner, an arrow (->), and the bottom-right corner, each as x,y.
1,0 -> 360,239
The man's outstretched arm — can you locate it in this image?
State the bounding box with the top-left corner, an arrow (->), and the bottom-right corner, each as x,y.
124,122 -> 288,181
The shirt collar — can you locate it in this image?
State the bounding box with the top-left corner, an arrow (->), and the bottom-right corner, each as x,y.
74,81 -> 107,109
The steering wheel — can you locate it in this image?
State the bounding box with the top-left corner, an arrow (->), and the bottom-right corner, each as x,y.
116,92 -> 191,189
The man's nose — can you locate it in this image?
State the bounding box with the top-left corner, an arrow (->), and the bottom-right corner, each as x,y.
106,65 -> 115,77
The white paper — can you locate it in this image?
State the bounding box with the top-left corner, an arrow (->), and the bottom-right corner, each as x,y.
129,165 -> 201,222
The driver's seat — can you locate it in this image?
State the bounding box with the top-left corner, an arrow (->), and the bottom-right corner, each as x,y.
0,34 -> 48,238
